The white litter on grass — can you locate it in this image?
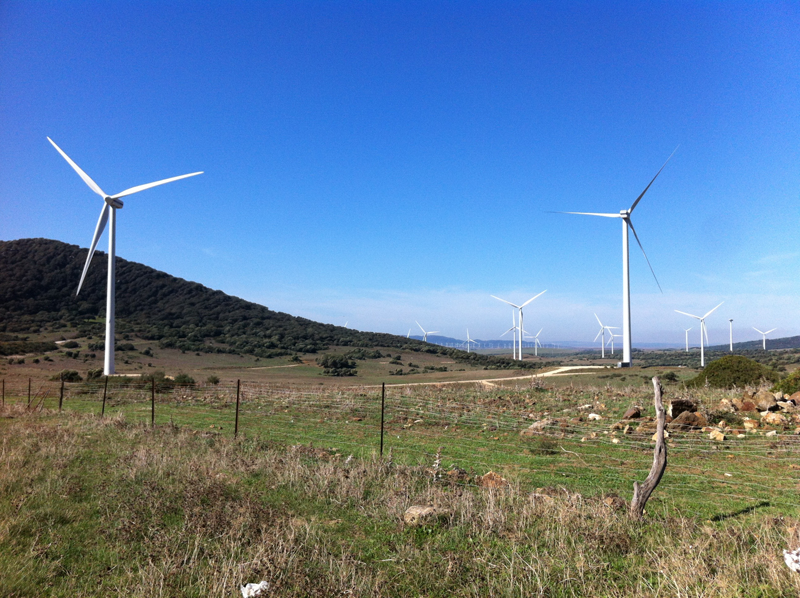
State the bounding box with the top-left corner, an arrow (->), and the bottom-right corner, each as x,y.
241,580 -> 269,597
784,548 -> 800,573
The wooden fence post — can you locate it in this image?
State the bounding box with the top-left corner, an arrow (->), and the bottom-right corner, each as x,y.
151,378 -> 155,428
234,379 -> 240,438
380,382 -> 386,457
630,377 -> 667,519
101,376 -> 108,417
59,375 -> 64,412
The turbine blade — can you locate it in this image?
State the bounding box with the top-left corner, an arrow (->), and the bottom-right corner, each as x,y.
111,171 -> 203,199
520,290 -> 547,308
549,211 -> 621,218
629,146 -> 679,213
594,313 -> 603,327
627,219 -> 662,292
702,302 -> 724,319
752,327 -> 764,334
501,327 -> 515,337
491,295 -> 519,308
675,310 -> 701,319
535,328 -> 543,338
77,203 -> 110,294
47,137 -> 107,198
594,329 -> 603,342
766,328 -> 777,334
416,321 -> 425,334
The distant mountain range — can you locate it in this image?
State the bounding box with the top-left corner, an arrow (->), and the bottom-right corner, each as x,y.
0,239 -> 534,369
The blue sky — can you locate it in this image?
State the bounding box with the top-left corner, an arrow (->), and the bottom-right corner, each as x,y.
1,1 -> 798,346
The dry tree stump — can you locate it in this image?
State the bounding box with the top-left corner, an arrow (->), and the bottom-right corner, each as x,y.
630,376 -> 667,519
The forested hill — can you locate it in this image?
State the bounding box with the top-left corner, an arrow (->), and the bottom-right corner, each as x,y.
0,239 -> 530,368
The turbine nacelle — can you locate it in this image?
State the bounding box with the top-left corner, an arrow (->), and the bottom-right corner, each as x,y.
105,196 -> 124,209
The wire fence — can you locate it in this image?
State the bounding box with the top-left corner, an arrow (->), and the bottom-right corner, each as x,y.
2,376 -> 799,517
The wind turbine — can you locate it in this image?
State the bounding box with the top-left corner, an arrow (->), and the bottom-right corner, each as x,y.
753,327 -> 776,351
415,321 -> 439,343
606,330 -> 622,355
48,137 -> 202,376
462,329 -> 479,353
728,319 -> 733,352
593,314 -> 618,359
553,148 -> 677,367
500,312 -> 518,359
675,302 -> 723,367
683,327 -> 692,352
524,328 -> 544,356
491,291 -> 547,361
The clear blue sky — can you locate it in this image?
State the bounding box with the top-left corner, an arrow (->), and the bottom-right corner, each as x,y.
1,1 -> 798,346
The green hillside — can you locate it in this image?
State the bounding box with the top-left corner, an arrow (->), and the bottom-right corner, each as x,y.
0,238 -> 529,369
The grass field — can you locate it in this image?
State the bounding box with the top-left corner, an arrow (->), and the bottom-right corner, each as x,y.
2,371 -> 800,596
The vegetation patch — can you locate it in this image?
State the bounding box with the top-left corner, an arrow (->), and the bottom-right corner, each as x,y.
773,370 -> 800,396
688,355 -> 779,388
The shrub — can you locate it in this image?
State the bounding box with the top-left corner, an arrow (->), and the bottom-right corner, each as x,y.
50,370 -> 82,382
86,369 -> 104,380
173,373 -> 195,386
62,340 -> 80,349
206,375 -> 220,385
772,370 -> 800,396
688,355 -> 779,389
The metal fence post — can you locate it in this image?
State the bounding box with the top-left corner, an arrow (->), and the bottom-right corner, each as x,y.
151,377 -> 155,427
380,382 -> 386,457
101,376 -> 108,417
235,379 -> 240,438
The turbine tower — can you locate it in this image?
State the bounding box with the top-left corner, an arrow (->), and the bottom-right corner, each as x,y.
500,312 -> 518,359
415,321 -> 439,343
48,137 -> 202,376
729,319 -> 733,352
491,291 -> 546,361
554,149 -> 677,367
683,327 -> 692,352
753,327 -> 776,351
462,329 -> 479,353
675,302 -> 723,367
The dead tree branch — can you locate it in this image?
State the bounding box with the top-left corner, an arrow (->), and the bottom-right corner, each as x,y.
630,376 -> 667,520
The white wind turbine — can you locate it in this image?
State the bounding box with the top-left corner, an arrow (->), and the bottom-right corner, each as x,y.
491,291 -> 547,361
753,327 -> 776,351
683,327 -> 692,352
500,312 -> 519,359
593,314 -> 618,359
675,302 -> 723,367
462,329 -> 479,353
554,149 -> 677,367
415,321 -> 439,343
606,330 -> 622,355
48,137 -> 202,376
523,328 -> 544,356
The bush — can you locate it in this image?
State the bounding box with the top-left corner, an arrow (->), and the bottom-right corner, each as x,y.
62,340 -> 80,349
206,375 -> 220,385
688,355 -> 779,389
87,369 -> 104,380
173,373 -> 195,386
50,370 -> 82,382
773,370 -> 800,396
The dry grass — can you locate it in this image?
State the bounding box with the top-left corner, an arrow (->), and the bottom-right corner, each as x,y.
1,404 -> 799,597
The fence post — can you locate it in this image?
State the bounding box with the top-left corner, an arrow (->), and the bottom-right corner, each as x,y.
2,378 -> 5,407
27,378 -> 31,408
380,382 -> 386,457
235,379 -> 240,438
630,377 -> 667,520
59,374 -> 64,412
151,378 -> 155,428
101,376 -> 108,417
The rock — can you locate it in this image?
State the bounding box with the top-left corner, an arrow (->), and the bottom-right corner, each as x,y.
743,418 -> 760,430
603,495 -> 627,510
588,413 -> 602,421
775,391 -> 784,401
740,400 -> 758,412
622,406 -> 641,419
479,471 -> 508,488
717,399 -> 735,413
754,389 -> 778,412
520,418 -> 558,437
743,389 -> 755,400
766,430 -> 778,437
650,430 -> 670,441
241,581 -> 270,598
668,410 -> 708,431
762,412 -> 788,427
636,421 -> 658,433
611,438 -> 620,444
404,505 -> 442,526
709,429 -> 726,441
790,391 -> 800,404
784,547 -> 800,572
610,421 -> 625,431
778,401 -> 797,413
731,398 -> 743,411
623,425 -> 632,435
669,398 -> 697,418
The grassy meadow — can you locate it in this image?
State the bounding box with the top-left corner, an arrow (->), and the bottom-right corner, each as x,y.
2,368 -> 800,596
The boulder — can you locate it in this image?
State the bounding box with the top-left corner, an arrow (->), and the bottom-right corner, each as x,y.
740,400 -> 758,412
520,418 -> 558,437
778,401 -> 797,413
754,389 -> 778,412
766,430 -> 778,437
717,399 -> 735,413
479,471 -> 508,488
610,421 -> 625,431
403,505 -> 440,526
731,398 -> 743,411
669,398 -> 697,418
709,429 -> 726,441
668,410 -> 708,431
743,418 -> 760,430
622,406 -> 641,419
762,412 -> 788,427
743,389 -> 755,400
588,413 -> 602,421
790,391 -> 800,404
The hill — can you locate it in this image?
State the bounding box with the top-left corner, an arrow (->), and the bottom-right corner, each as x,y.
0,238 -> 530,369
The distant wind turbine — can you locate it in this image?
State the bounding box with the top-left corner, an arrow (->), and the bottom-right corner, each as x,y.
415,321 -> 439,343
524,328 -> 544,356
593,314 -> 618,359
753,327 -> 776,351
606,330 -> 622,355
462,329 -> 479,353
491,291 -> 546,361
48,137 -> 202,375
675,302 -> 723,367
728,319 -> 733,352
553,148 -> 677,367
